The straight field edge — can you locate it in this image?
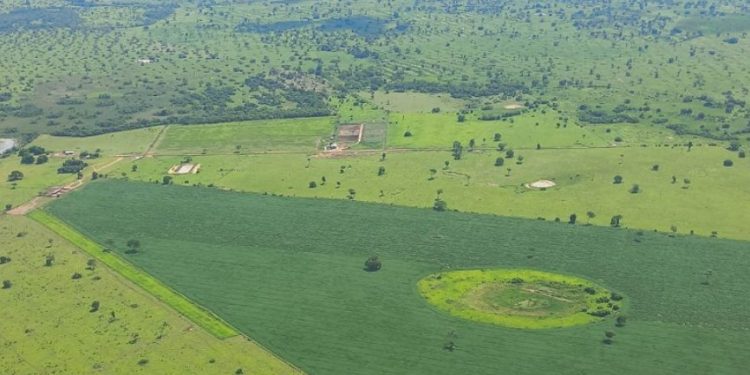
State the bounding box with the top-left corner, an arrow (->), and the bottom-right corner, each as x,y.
28,209 -> 240,339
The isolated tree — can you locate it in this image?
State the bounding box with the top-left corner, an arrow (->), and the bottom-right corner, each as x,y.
308,181 -> 317,188
505,149 -> 515,159
615,316 -> 627,327
568,214 -> 577,224
610,215 -> 623,227
378,166 -> 386,176
131,164 -> 138,172
44,254 -> 55,267
723,159 -> 733,167
364,256 -> 382,272
1,280 -> 11,289
90,300 -> 100,312
629,184 -> 640,194
36,154 -> 49,164
91,171 -> 99,180
494,157 -> 505,166
71,272 -> 82,280
613,175 -> 623,184
4,204 -> 11,212
586,211 -> 596,223
493,133 -> 502,142
457,113 -> 466,122
162,175 -> 173,185
86,259 -> 96,271
126,240 -> 141,254
7,170 -> 23,182
0,256 -> 10,264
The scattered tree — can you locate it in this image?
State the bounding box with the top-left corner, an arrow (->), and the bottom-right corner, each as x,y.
613,175 -> 623,184
610,215 -> 623,227
7,170 -> 23,182
125,240 -> 141,254
364,256 -> 382,272
433,198 -> 447,212
494,157 -> 505,166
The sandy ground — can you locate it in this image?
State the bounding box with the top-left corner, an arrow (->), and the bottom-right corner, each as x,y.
526,179 -> 556,189
504,103 -> 524,110
0,138 -> 15,154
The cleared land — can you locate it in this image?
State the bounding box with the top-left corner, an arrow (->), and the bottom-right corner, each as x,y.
154,118 -> 335,155
113,144 -> 750,241
44,180 -> 750,375
0,215 -> 299,375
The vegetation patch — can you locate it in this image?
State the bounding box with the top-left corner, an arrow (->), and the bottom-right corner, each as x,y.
419,269 -> 621,329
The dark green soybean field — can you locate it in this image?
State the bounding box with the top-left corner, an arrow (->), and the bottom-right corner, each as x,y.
46,180 -> 750,375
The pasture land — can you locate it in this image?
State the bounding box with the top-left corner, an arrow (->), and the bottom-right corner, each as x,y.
0,214 -> 299,375
155,118 -> 335,155
111,143 -> 750,241
44,180 -> 750,375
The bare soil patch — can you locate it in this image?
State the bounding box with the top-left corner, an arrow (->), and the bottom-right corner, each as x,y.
526,179 -> 556,189
168,163 -> 201,175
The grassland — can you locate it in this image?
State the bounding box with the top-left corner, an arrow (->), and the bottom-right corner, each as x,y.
30,210 -> 238,339
109,140 -> 749,241
418,269 -> 620,329
43,180 -> 750,375
155,117 -> 335,155
0,214 -> 299,374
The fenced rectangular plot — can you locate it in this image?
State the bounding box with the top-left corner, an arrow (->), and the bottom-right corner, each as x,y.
45,180 -> 750,375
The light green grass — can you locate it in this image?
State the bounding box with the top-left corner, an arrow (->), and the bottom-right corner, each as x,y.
0,214 -> 300,374
369,91 -> 466,113
114,143 -> 750,241
418,269 -> 619,329
29,209 -> 239,339
32,126 -> 164,155
155,118 -> 335,155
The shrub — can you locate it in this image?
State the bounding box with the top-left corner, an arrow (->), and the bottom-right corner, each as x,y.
71,273 -> 82,280
433,199 -> 447,212
364,256 -> 382,272
403,131 -> 412,137
615,316 -> 627,327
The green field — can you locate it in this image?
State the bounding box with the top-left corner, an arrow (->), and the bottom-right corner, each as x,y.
155,117 -> 335,155
418,269 -> 620,329
42,180 -> 750,374
0,214 -> 299,374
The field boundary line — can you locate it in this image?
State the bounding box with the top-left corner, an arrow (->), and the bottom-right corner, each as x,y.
28,209 -> 240,339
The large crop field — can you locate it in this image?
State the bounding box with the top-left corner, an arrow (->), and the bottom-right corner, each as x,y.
42,180 -> 750,375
